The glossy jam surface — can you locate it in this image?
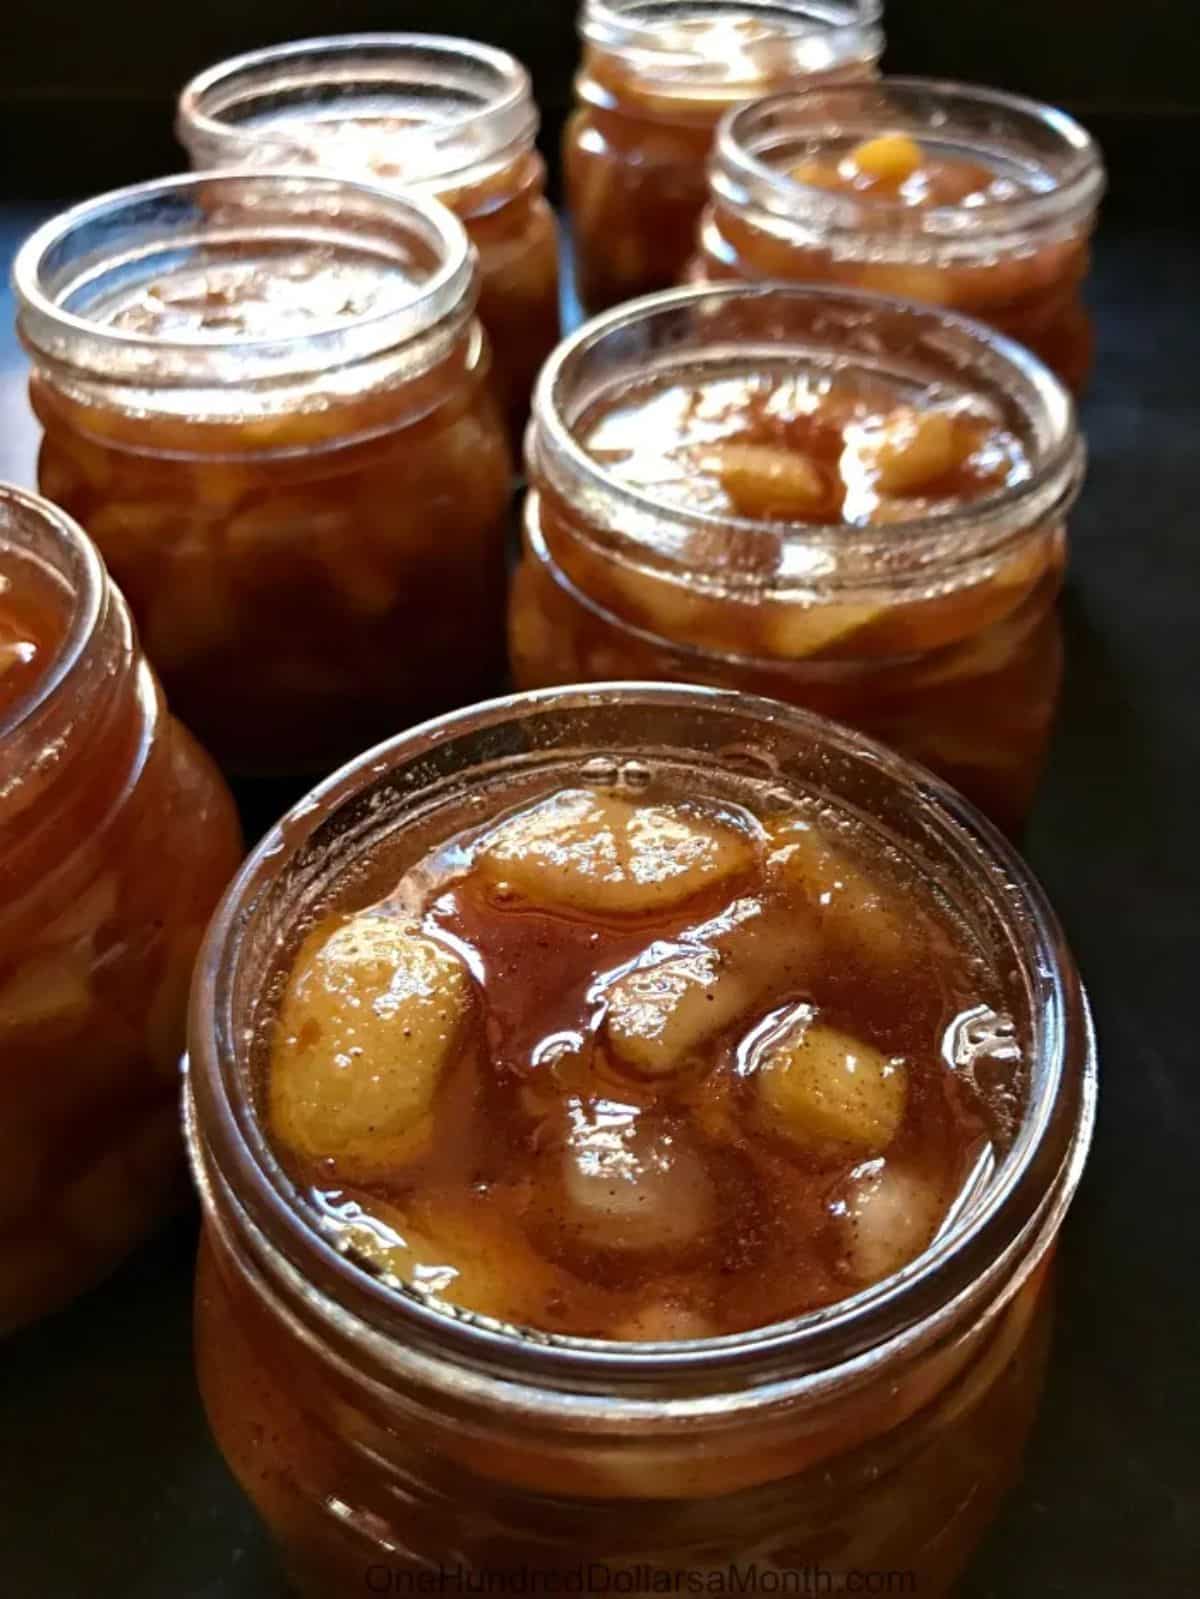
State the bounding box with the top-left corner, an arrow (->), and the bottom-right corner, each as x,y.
264,779 -> 1015,1339
34,250 -> 513,775
566,21 -> 874,314
0,541 -> 243,1332
582,367 -> 1030,525
702,132 -> 1095,390
0,550 -> 68,716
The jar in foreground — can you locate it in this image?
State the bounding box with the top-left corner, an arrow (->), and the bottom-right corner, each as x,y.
187,683 -> 1095,1594
15,172 -> 513,776
0,484 -> 242,1333
697,80 -> 1106,391
177,34 -> 561,442
565,0 -> 882,315
513,283 -> 1083,834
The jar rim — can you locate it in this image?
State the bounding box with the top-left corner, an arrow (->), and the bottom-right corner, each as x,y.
12,170 -> 475,387
188,682 -> 1095,1417
582,0 -> 884,58
528,281 -> 1081,592
713,77 -> 1105,247
177,33 -> 539,184
0,482 -> 105,745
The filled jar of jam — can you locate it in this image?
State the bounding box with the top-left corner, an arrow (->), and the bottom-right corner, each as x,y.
187,683 -> 1095,1595
698,79 -> 1106,391
565,0 -> 882,315
15,172 -> 513,775
512,283 -> 1083,833
0,483 -> 242,1334
177,34 -> 561,440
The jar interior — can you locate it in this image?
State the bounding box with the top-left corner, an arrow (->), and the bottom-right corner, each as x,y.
195,688 -> 1079,1378
721,82 -> 1104,233
179,36 -> 537,182
535,286 -> 1076,597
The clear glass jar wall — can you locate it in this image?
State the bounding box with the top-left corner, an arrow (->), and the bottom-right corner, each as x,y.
14,172 -> 513,775
178,34 -> 561,441
512,283 -> 1083,833
0,483 -> 242,1332
187,684 -> 1095,1595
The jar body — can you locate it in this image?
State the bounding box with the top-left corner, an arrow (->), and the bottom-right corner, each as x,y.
697,210 -> 1094,394
31,339 -> 512,775
0,500 -> 241,1329
511,498 -> 1065,835
695,84 -> 1104,392
196,1218 -> 1052,1594
565,5 -> 881,315
444,153 -> 561,443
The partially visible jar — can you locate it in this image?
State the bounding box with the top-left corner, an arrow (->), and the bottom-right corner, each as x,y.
15,172 -> 513,775
697,80 -> 1106,391
177,34 -> 560,441
565,0 -> 882,314
512,284 -> 1083,834
187,683 -> 1095,1595
0,483 -> 242,1333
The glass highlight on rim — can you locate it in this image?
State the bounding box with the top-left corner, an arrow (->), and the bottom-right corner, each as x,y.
713,78 -> 1106,251
13,170 -> 475,387
581,0 -> 884,62
528,281 -> 1082,592
177,34 -> 539,183
187,682 -> 1095,1415
0,483 -> 107,745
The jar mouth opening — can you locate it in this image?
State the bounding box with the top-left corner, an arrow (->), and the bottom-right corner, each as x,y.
716,78 -> 1105,243
0,483 -> 104,745
190,683 -> 1094,1398
177,34 -> 538,184
530,282 -> 1079,587
582,0 -> 883,66
13,171 -> 475,386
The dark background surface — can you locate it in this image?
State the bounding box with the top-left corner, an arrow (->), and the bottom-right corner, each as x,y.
2,3 -> 1199,1595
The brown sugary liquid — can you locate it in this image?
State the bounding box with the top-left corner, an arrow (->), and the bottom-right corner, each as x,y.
265,774 -> 1020,1340
581,368 -> 1029,526
0,549 -> 70,716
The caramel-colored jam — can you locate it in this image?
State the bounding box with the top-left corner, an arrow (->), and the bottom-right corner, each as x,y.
265,779 -> 1013,1339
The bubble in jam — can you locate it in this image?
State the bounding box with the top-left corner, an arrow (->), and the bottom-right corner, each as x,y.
265,773 -> 1020,1340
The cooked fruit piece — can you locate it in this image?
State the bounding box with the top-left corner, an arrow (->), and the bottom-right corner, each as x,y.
845,407 -> 971,495
603,897 -> 766,1076
840,1159 -> 943,1282
766,818 -> 909,967
476,788 -> 754,915
269,913 -> 472,1165
711,442 -> 827,519
845,133 -> 923,185
756,1013 -> 907,1154
0,950 -> 92,1034
333,1197 -> 555,1325
559,1098 -> 715,1252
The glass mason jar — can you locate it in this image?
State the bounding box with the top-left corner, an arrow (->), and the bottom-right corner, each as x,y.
177,34 -> 561,442
0,483 -> 242,1334
186,683 -> 1095,1596
15,172 -> 513,776
565,0 -> 883,315
697,80 -> 1106,392
511,283 -> 1083,835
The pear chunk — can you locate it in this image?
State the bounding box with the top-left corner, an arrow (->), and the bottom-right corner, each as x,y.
839,1159 -> 944,1283
269,913 -> 471,1166
560,1099 -> 715,1253
602,897 -> 768,1077
756,1015 -> 907,1154
767,819 -> 909,967
477,789 -> 753,915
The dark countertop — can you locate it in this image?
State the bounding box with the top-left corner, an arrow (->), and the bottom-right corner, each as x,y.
1,209 -> 1197,1598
